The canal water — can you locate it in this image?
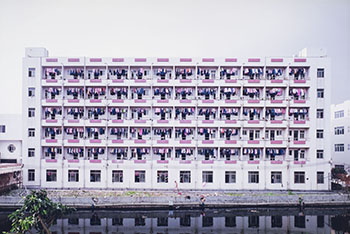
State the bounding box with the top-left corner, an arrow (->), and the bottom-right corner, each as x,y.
1,207 -> 350,233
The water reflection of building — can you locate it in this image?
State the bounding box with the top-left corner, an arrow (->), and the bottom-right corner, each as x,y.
50,210 -> 331,234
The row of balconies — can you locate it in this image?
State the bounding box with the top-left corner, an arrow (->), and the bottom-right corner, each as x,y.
42,119 -> 310,128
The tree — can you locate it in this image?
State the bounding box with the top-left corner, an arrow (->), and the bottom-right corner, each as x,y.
4,190 -> 75,234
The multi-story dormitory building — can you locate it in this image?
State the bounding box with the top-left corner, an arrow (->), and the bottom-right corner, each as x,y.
22,47 -> 331,190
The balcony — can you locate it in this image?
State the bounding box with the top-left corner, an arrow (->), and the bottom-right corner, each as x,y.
242,119 -> 264,128
42,98 -> 63,106
84,98 -> 107,106
218,98 -> 240,107
242,140 -> 263,148
63,78 -> 84,86
218,139 -> 239,147
266,99 -> 287,107
173,119 -> 196,127
197,139 -> 219,147
63,139 -> 84,147
152,139 -> 174,147
85,139 -> 107,146
85,119 -> 107,126
153,99 -> 177,106
107,138 -> 128,146
265,140 -> 287,147
289,139 -> 308,148
107,98 -> 130,106
42,77 -> 63,86
289,120 -> 310,128
243,79 -> 264,87
243,99 -> 264,107
265,119 -> 287,128
63,98 -> 84,106
41,138 -> 63,146
290,78 -> 311,87
42,119 -> 63,126
198,99 -> 219,106
63,118 -> 84,126
107,119 -> 130,127
129,98 -> 152,106
173,139 -> 194,147
197,119 -> 220,127
290,98 -> 310,107
174,99 -> 196,106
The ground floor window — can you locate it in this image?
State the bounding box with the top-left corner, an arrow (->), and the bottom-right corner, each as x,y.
90,170 -> 101,182
180,171 -> 191,183
294,171 -> 305,184
112,170 -> 123,183
68,170 -> 79,182
225,171 -> 236,183
248,171 -> 259,183
46,169 -> 57,182
157,171 -> 168,183
135,170 -> 145,183
28,169 -> 35,181
317,171 -> 324,184
202,171 -> 213,183
271,171 -> 282,184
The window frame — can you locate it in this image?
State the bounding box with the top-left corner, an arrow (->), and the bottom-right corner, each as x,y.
90,170 -> 101,182
294,171 -> 305,184
248,171 -> 259,184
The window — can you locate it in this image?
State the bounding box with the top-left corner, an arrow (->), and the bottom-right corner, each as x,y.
335,110 -> 344,119
317,68 -> 324,78
316,109 -> 324,119
225,171 -> 236,183
335,144 -> 345,152
90,214 -> 101,226
317,216 -> 324,228
135,217 -> 145,226
28,169 -> 35,181
157,217 -> 168,227
68,170 -> 79,182
46,169 -> 57,182
135,170 -> 145,183
28,108 -> 35,117
0,125 -> 5,133
294,216 -> 305,228
271,216 -> 282,228
335,126 -> 345,135
28,68 -> 35,77
112,218 -> 123,226
90,170 -> 101,182
316,150 -> 324,159
271,171 -> 282,184
202,171 -> 213,183
180,215 -> 191,227
317,89 -> 324,98
8,144 -> 16,153
225,216 -> 236,227
68,218 -> 79,225
248,171 -> 259,183
294,172 -> 305,184
202,216 -> 213,227
28,88 -> 35,97
157,171 -> 168,183
317,172 -> 324,184
316,129 -> 324,139
248,216 -> 259,228
28,128 -> 35,137
112,170 -> 123,183
180,171 -> 191,183
28,148 -> 35,157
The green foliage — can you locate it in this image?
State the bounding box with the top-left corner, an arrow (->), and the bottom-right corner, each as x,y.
288,190 -> 294,195
4,190 -> 75,234
332,167 -> 347,179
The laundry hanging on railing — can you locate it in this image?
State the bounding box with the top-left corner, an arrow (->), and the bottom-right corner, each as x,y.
198,128 -> 216,136
153,148 -> 172,154
266,148 -> 285,157
154,88 -> 172,96
154,108 -> 172,119
197,68 -> 215,79
266,68 -> 283,79
220,148 -> 239,157
289,108 -> 308,117
266,88 -> 283,98
44,68 -> 61,79
289,68 -> 306,79
175,88 -> 193,97
220,88 -> 237,96
87,108 -> 105,118
67,108 -> 84,118
243,88 -> 260,98
220,108 -> 239,118
197,88 -> 217,98
87,148 -> 105,155
198,108 -> 216,117
109,108 -> 127,115
86,127 -> 105,135
220,68 -> 238,78
175,148 -> 193,156
265,108 -> 285,117
175,108 -> 195,120
68,69 -> 84,78
131,88 -> 147,96
44,107 -> 62,117
86,87 -> 106,97
243,108 -> 261,117
131,68 -> 149,79
67,148 -> 84,157
153,128 -> 172,137
45,147 -> 62,154
131,108 -> 149,119
131,148 -> 150,155
289,88 -> 306,99
198,148 -> 216,156
175,68 -> 193,78
220,128 -> 239,137
44,128 -> 62,137
45,88 -> 61,98
243,148 -> 261,156
175,128 -> 194,138
87,69 -> 104,79
110,148 -> 127,155
155,68 -> 171,76
130,128 -> 150,136
243,68 -> 263,79
109,69 -> 127,77
65,127 -> 84,135
109,88 -> 128,97
110,128 -> 128,137
66,88 -> 84,97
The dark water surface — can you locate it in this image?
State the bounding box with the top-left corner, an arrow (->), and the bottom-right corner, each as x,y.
1,207 -> 350,233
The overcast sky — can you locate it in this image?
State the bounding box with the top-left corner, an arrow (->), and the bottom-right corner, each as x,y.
0,0 -> 349,114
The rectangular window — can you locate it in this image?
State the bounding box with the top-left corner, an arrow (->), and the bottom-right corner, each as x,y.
335,144 -> 345,152
202,171 -> 213,183
28,148 -> 35,157
248,171 -> 259,183
317,216 -> 324,228
316,129 -> 324,139
135,217 -> 145,226
271,171 -> 282,184
28,169 -> 35,181
46,169 -> 57,182
28,128 -> 35,137
294,216 -> 305,228
135,170 -> 145,183
271,216 -> 282,228
317,172 -> 324,184
28,108 -> 35,117
180,215 -> 191,227
294,172 -> 305,184
248,216 -> 259,228
316,150 -> 324,159
225,216 -> 236,227
334,126 -> 345,135
90,170 -> 101,182
157,217 -> 168,227
225,171 -> 236,183
68,218 -> 79,225
180,171 -> 191,183
112,218 -> 123,226
0,125 -> 6,133
316,109 -> 324,119
68,170 -> 79,182
112,170 -> 123,183
157,171 -> 168,183
317,89 -> 324,98
317,68 -> 324,78
335,110 -> 344,119
28,68 -> 35,77
202,216 -> 213,227
28,88 -> 35,97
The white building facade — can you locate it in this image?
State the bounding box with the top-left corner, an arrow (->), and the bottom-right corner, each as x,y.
0,114 -> 22,163
22,48 -> 331,190
331,100 -> 350,171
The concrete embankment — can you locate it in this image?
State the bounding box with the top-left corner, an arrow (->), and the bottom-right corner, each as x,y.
0,190 -> 350,209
